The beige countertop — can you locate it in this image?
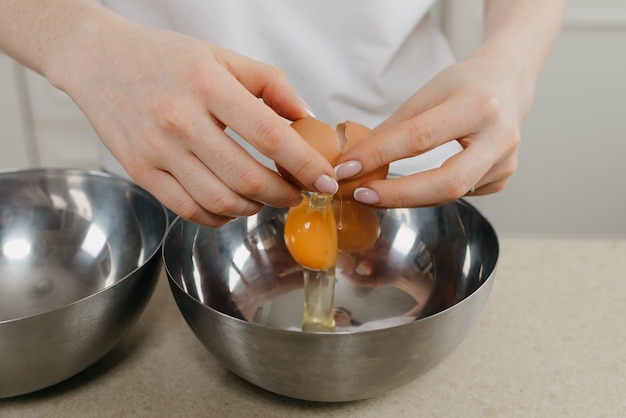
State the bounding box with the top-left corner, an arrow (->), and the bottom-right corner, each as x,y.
2,238 -> 625,417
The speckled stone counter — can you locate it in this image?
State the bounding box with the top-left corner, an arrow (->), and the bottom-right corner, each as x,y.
2,239 -> 625,417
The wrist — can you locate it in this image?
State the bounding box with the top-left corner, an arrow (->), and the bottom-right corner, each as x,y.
44,2 -> 128,95
468,40 -> 537,119
477,1 -> 566,118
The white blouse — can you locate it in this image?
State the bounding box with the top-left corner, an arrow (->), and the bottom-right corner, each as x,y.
99,0 -> 461,177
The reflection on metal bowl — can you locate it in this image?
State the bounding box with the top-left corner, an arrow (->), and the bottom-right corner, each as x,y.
163,200 -> 498,402
0,168 -> 168,398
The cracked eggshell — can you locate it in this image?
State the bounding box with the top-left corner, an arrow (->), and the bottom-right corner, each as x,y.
335,121 -> 389,201
277,117 -> 389,200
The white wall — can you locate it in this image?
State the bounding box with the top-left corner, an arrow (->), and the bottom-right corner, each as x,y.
0,56 -> 100,170
442,0 -> 626,238
21,69 -> 101,170
0,53 -> 32,169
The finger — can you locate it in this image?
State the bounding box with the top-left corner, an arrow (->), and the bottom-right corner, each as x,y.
205,74 -> 338,194
461,140 -> 518,195
337,93 -> 489,177
136,169 -> 236,227
355,140 -> 496,207
475,150 -> 518,191
163,151 -> 266,218
131,137 -> 265,219
189,123 -> 304,208
469,179 -> 509,196
216,48 -> 308,122
373,65 -> 469,135
374,82 -> 444,135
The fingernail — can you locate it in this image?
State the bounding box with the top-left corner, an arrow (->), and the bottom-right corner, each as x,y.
314,174 -> 339,195
354,187 -> 380,205
334,160 -> 362,179
297,96 -> 316,118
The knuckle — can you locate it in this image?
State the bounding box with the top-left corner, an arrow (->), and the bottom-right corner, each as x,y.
154,100 -> 197,137
364,149 -> 389,174
124,158 -> 153,181
393,191 -> 413,209
207,194 -> 240,217
235,170 -> 267,198
474,89 -> 503,124
405,122 -> 437,155
170,199 -> 204,222
502,154 -> 519,178
503,125 -> 521,150
266,66 -> 289,83
380,179 -> 414,208
491,180 -> 509,193
253,119 -> 284,154
284,157 -> 318,185
442,176 -> 473,201
121,160 -> 141,180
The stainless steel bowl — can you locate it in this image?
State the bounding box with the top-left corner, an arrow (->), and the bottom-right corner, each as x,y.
0,168 -> 168,398
163,201 -> 498,402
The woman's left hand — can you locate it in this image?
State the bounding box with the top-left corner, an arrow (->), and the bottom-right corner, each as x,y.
334,0 -> 567,209
335,54 -> 523,207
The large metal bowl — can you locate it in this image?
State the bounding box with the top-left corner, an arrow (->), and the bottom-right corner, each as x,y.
163,200 -> 498,402
0,168 -> 168,398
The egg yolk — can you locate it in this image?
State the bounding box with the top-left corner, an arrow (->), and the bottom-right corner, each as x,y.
284,193 -> 338,271
333,200 -> 380,253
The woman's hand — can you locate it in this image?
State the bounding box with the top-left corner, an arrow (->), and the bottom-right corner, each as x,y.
335,55 -> 522,207
60,18 -> 338,226
334,0 -> 566,208
0,0 -> 338,227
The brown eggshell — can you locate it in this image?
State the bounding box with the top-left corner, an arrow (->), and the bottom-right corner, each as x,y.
335,121 -> 389,201
276,117 -> 389,199
276,117 -> 341,191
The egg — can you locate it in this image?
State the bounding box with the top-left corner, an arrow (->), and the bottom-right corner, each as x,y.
283,193 -> 337,271
334,121 -> 389,200
276,117 -> 389,200
281,117 -> 385,270
333,200 -> 380,253
281,118 -> 383,331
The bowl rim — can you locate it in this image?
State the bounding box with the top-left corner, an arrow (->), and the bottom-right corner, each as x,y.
0,167 -> 169,324
163,198 -> 499,336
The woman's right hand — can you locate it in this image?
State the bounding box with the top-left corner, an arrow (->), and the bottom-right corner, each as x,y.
39,3 -> 338,226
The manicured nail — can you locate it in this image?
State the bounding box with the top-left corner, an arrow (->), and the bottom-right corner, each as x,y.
354,187 -> 380,205
298,96 -> 316,118
313,174 -> 339,195
334,160 -> 363,179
